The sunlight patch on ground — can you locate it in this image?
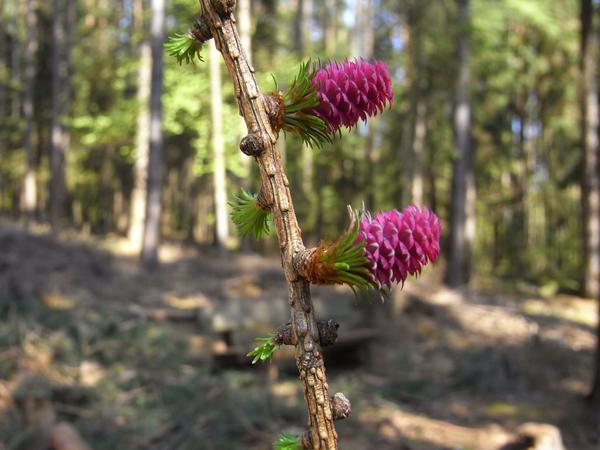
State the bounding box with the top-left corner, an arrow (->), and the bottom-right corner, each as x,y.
42,293 -> 76,310
359,400 -> 511,450
522,297 -> 596,328
270,381 -> 301,407
164,292 -> 210,309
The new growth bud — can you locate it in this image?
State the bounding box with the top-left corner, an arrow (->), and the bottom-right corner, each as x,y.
277,59 -> 394,147
357,206 -> 441,289
294,206 -> 440,292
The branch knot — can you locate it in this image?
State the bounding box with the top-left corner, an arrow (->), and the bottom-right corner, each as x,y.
191,16 -> 212,43
211,0 -> 236,16
240,133 -> 266,157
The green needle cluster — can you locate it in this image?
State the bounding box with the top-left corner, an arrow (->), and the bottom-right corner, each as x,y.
229,188 -> 272,239
321,209 -> 374,292
164,32 -> 204,65
282,60 -> 334,149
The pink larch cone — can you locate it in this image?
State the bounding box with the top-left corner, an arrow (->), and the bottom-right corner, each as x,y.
357,206 -> 441,289
311,59 -> 393,132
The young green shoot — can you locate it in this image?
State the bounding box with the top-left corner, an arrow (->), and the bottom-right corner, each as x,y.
273,433 -> 302,450
247,335 -> 279,364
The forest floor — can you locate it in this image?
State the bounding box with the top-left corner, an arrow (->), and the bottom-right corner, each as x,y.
0,218 -> 599,450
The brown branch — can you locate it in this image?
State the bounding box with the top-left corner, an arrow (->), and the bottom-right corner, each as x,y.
197,0 -> 342,448
274,320 -> 340,347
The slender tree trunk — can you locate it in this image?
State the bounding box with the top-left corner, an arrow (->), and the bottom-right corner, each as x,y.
359,0 -> 377,210
411,98 -> 426,205
10,0 -> 21,120
401,2 -> 428,206
209,39 -> 229,248
128,37 -> 151,248
293,0 -> 304,56
22,0 -> 37,225
323,0 -> 336,56
581,0 -> 600,405
580,0 -> 600,300
140,0 -> 164,268
398,6 -> 412,205
50,0 -> 66,231
238,0 -> 251,64
445,0 -> 475,287
0,2 -> 7,178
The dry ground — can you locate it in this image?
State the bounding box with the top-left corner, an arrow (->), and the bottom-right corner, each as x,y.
0,219 -> 598,450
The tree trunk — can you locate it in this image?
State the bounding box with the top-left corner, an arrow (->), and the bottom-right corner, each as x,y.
293,0 -> 304,56
323,0 -> 336,56
209,39 -> 229,248
10,0 -> 22,120
0,3 -> 7,176
581,0 -> 600,405
238,0 -> 251,64
50,0 -> 73,232
140,0 -> 164,268
128,35 -> 151,249
580,0 -> 600,300
411,98 -> 426,205
403,1 -> 428,207
22,0 -> 37,225
445,0 -> 475,287
359,0 -> 377,210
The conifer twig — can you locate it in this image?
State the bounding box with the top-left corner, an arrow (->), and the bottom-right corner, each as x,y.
196,0 -> 343,448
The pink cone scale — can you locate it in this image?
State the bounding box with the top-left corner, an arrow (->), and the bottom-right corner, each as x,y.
311,60 -> 393,132
356,206 -> 441,289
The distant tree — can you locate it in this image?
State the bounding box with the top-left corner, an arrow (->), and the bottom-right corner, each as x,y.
129,0 -> 151,250
0,3 -> 8,202
0,6 -> 6,172
445,0 -> 475,287
50,0 -> 74,232
209,39 -> 228,248
21,0 -> 37,224
581,0 -> 600,405
580,0 -> 600,300
140,0 -> 165,268
238,0 -> 252,63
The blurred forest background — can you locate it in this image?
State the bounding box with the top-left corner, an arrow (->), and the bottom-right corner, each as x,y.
0,0 -> 600,449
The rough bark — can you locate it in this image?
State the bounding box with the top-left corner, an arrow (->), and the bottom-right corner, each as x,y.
22,0 -> 37,224
209,39 -> 229,247
197,0 -> 340,446
140,0 -> 164,268
445,0 -> 475,287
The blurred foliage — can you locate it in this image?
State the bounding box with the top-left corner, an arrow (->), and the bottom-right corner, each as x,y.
0,0 -> 588,290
